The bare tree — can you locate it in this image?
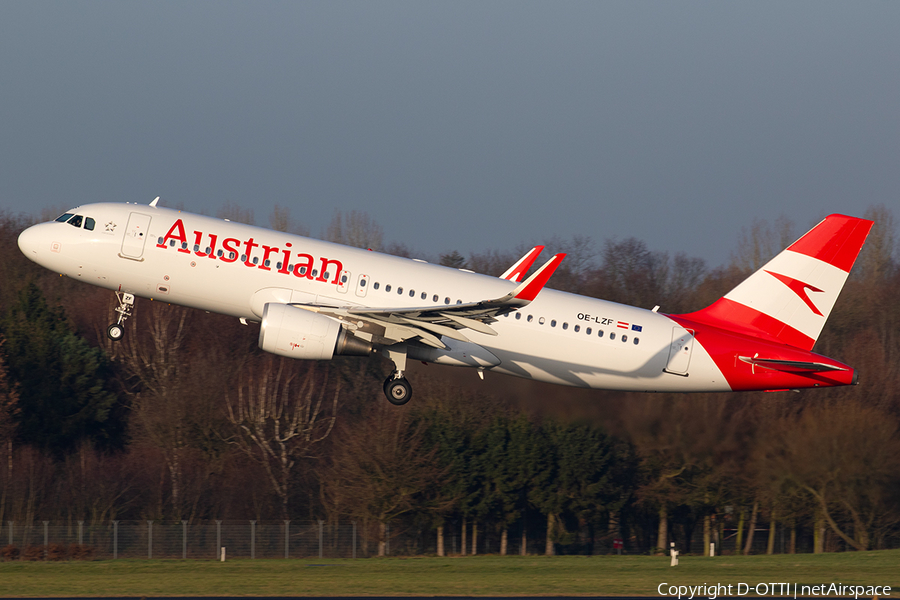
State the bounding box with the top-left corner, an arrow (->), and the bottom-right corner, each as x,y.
855,204 -> 896,282
323,403 -> 446,555
225,356 -> 340,519
324,209 -> 383,250
217,202 -> 255,225
269,204 -> 309,236
729,215 -> 796,273
760,398 -> 900,551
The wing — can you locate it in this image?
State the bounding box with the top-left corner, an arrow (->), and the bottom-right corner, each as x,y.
499,246 -> 544,282
298,253 -> 566,349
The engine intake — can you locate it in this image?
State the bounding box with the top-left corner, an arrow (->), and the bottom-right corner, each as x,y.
259,303 -> 372,360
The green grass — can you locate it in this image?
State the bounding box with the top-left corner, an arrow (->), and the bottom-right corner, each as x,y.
0,551 -> 898,597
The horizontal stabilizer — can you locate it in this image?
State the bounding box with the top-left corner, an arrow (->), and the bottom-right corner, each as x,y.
738,356 -> 848,373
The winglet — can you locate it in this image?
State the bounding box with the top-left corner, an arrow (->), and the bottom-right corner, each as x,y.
512,253 -> 566,303
500,246 -> 544,282
149,196 -> 160,208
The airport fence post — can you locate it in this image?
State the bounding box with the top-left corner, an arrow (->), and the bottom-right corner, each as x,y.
319,519 -> 324,558
250,520 -> 256,559
43,521 -> 48,558
182,520 -> 188,559
113,521 -> 118,559
215,520 -> 221,560
8,521 -> 12,546
148,520 -> 153,559
352,521 -> 356,559
78,520 -> 83,546
386,523 -> 390,556
283,520 -> 290,559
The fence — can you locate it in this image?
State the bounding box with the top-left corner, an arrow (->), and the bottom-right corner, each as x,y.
2,520 -> 394,559
2,519 -> 814,559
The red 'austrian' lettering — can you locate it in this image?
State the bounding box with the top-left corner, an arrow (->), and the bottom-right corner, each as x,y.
157,219 -> 344,286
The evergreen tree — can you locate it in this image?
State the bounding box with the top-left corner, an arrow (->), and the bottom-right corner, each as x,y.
1,283 -> 123,457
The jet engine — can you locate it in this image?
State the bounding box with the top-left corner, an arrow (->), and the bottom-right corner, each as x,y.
259,303 -> 373,360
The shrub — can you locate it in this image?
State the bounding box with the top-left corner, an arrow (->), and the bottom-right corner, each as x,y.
69,544 -> 96,560
46,543 -> 67,561
1,545 -> 19,561
21,545 -> 44,561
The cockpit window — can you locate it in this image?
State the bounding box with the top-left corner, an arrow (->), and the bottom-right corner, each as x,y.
55,213 -> 74,223
68,215 -> 84,228
84,217 -> 95,231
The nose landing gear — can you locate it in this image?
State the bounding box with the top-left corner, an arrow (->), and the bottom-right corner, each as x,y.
107,292 -> 134,341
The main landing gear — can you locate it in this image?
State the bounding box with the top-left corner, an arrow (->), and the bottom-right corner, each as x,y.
383,376 -> 412,405
107,292 -> 134,342
382,345 -> 412,405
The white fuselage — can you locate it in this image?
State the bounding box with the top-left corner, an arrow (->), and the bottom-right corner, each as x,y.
18,203 -> 729,392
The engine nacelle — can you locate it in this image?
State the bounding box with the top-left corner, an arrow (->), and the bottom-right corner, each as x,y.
259,303 -> 372,360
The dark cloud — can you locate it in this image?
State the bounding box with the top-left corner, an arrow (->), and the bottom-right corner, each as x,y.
2,1 -> 897,264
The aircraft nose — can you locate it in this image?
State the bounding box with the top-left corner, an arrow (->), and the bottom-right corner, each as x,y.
17,225 -> 41,257
17,223 -> 55,262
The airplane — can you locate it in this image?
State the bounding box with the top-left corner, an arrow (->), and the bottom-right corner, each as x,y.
17,199 -> 872,404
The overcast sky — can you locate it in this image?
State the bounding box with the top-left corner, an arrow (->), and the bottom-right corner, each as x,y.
1,1 -> 897,266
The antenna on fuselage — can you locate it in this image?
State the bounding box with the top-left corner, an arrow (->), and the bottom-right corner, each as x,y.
149,196 -> 160,208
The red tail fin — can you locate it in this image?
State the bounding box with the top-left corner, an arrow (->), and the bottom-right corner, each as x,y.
673,214 -> 873,350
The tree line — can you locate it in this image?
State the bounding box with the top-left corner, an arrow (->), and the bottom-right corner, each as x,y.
0,205 -> 897,556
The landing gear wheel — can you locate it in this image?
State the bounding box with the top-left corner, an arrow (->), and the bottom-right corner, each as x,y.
384,377 -> 412,405
107,323 -> 125,341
